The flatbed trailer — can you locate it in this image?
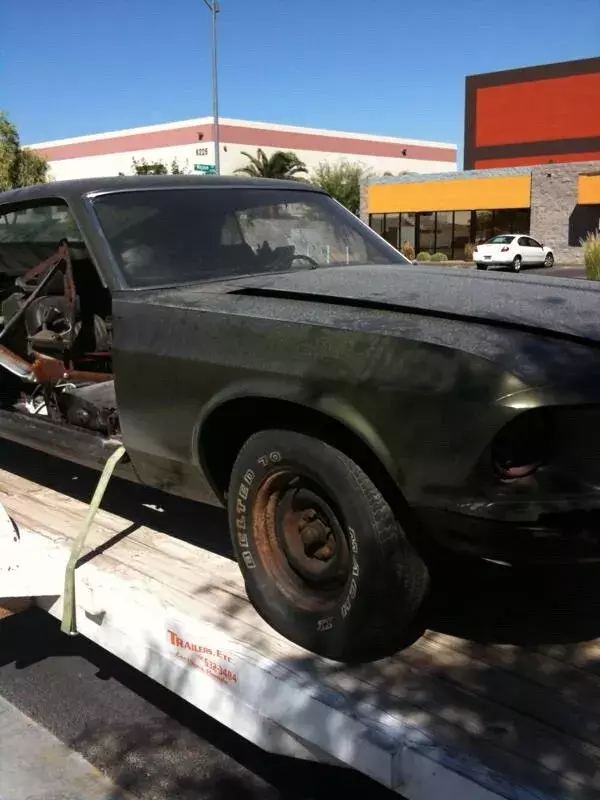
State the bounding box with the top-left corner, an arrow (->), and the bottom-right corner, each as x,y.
1,444 -> 599,800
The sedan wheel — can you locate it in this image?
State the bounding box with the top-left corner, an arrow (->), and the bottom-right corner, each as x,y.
544,253 -> 554,268
512,256 -> 522,273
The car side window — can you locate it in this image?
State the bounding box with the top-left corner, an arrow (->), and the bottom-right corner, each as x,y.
517,236 -> 528,247
0,202 -> 81,244
527,237 -> 542,248
0,201 -> 85,277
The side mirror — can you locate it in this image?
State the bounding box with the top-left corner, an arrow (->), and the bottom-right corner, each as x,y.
412,259 -> 418,265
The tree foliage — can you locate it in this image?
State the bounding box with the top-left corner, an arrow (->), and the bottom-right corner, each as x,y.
0,111 -> 48,191
130,157 -> 188,175
311,161 -> 364,214
235,148 -> 308,180
132,157 -> 168,175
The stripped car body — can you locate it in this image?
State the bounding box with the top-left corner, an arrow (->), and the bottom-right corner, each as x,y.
0,176 -> 599,659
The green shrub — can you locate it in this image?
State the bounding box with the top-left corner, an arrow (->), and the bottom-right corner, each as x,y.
583,232 -> 600,280
401,240 -> 415,260
416,251 -> 432,261
430,252 -> 448,262
463,242 -> 475,261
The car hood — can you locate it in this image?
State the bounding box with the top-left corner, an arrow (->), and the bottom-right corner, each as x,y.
140,264 -> 600,345
229,264 -> 600,344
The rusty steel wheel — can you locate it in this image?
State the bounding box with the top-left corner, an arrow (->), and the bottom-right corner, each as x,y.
252,470 -> 352,612
228,429 -> 429,663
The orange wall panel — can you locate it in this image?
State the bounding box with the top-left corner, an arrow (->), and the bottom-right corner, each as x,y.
368,175 -> 531,214
475,73 -> 600,147
579,175 -> 600,205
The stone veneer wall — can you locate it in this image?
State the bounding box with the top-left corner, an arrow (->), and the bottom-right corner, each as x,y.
359,181 -> 369,224
530,160 -> 600,265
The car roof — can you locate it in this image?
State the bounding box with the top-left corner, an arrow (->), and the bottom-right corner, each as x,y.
0,175 -> 323,207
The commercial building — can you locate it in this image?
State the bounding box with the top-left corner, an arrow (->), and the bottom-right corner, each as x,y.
29,117 -> 457,181
362,57 -> 600,263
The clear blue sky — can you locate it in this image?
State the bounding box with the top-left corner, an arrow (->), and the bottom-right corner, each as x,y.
2,0 -> 599,154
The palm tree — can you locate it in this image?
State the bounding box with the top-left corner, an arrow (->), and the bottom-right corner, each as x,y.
235,148 -> 308,180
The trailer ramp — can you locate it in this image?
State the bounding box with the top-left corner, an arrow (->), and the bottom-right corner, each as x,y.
0,452 -> 599,800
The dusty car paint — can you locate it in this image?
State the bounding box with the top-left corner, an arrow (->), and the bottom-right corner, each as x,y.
1,176 -> 600,566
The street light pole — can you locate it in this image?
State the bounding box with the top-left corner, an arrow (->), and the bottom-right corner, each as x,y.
201,0 -> 221,176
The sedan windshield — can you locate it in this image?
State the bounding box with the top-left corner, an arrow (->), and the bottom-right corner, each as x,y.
91,187 -> 408,288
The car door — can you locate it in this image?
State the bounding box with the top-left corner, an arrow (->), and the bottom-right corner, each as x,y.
526,236 -> 545,265
516,236 -> 531,263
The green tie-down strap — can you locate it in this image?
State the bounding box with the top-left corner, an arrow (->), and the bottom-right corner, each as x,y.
61,445 -> 127,636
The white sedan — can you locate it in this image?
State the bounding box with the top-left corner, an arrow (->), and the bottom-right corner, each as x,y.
474,234 -> 554,272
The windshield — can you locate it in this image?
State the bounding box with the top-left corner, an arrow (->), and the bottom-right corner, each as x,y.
91,187 -> 408,288
486,235 -> 515,244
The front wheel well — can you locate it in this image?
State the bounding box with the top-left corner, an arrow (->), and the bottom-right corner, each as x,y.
199,397 -> 408,520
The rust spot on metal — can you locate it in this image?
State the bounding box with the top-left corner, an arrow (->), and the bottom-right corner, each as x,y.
250,469 -> 350,611
31,354 -> 113,386
0,597 -> 32,619
0,345 -> 36,380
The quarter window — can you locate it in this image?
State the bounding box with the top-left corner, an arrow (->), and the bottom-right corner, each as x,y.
0,203 -> 80,244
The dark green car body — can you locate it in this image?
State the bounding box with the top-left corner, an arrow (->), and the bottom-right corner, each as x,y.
114,262 -> 600,565
1,176 -> 600,565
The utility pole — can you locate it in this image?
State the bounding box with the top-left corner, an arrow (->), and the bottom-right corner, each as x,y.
202,0 -> 221,175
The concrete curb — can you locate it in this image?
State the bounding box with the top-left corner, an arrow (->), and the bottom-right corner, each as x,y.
0,695 -> 132,800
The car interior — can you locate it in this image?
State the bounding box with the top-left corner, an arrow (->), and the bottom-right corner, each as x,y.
0,203 -> 117,436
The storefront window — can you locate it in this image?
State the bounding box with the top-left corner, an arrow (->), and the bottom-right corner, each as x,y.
492,209 -> 514,236
474,210 -> 494,243
512,209 -> 530,233
383,213 -> 400,249
370,207 -> 532,260
400,213 -> 416,256
418,212 -> 435,254
453,211 -> 471,259
435,211 -> 453,258
370,214 -> 384,236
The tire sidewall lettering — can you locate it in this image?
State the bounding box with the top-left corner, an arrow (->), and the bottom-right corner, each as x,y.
257,451 -> 282,468
339,527 -> 360,622
234,455 -> 280,564
235,468 -> 257,557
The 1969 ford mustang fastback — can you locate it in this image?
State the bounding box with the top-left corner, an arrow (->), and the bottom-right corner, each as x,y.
0,175 -> 599,662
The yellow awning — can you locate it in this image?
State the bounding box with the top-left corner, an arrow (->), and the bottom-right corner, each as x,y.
578,175 -> 600,205
368,175 -> 531,214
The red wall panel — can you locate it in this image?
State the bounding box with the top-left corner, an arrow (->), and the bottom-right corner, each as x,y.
464,58 -> 600,169
475,74 -> 600,147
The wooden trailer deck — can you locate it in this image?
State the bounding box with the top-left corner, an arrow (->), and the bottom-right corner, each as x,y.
0,441 -> 599,800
